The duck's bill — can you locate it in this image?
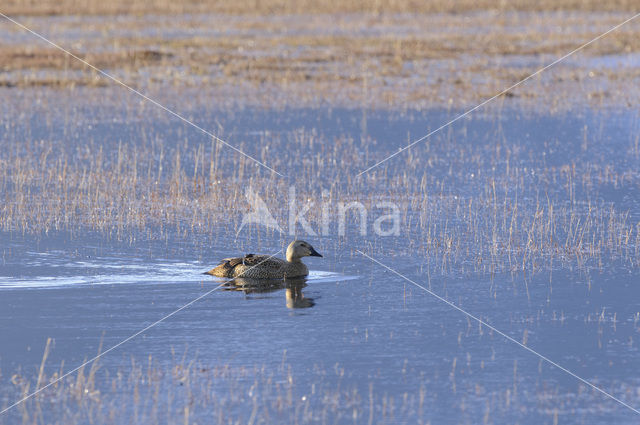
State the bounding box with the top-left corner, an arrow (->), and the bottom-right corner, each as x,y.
309,248 -> 323,257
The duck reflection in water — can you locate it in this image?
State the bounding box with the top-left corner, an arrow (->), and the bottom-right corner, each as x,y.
222,277 -> 315,309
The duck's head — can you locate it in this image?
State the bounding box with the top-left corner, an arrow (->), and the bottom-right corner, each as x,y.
286,240 -> 323,262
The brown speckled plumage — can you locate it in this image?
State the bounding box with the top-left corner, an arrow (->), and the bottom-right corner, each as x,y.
205,240 -> 322,279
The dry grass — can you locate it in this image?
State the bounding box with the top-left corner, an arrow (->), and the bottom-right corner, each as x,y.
5,338 -> 638,425
0,109 -> 638,277
3,0 -> 640,16
0,2 -> 638,276
0,47 -> 172,72
1,10 -> 639,109
0,343 -> 432,425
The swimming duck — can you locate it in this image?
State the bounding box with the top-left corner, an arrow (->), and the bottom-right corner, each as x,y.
205,240 -> 322,279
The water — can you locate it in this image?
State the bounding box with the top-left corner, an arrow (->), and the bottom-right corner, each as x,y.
1,91 -> 640,423
1,232 -> 639,423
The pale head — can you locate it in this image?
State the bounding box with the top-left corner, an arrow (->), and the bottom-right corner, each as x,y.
286,240 -> 323,263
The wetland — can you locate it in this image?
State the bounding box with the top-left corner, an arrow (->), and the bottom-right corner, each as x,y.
1,2 -> 640,424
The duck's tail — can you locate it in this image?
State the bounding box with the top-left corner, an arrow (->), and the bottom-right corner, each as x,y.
203,261 -> 231,277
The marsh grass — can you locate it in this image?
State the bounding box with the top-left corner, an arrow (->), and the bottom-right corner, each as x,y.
1,11 -> 639,110
0,344 -> 433,425
3,0 -> 640,16
3,328 -> 639,425
1,105 -> 638,278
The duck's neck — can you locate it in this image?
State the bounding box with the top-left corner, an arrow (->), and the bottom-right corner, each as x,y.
286,252 -> 302,263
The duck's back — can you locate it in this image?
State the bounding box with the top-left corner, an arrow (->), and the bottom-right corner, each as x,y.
206,254 -> 308,279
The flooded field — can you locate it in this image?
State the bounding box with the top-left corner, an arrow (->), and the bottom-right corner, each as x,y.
1,3 -> 640,424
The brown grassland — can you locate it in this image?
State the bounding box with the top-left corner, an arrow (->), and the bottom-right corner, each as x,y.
3,0 -> 640,15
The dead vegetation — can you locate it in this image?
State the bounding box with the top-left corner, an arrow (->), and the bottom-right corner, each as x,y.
0,47 -> 172,71
1,9 -> 639,109
0,1 -> 638,275
0,105 -> 638,277
3,0 -> 640,16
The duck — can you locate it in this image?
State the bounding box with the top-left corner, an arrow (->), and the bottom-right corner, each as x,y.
205,240 -> 322,279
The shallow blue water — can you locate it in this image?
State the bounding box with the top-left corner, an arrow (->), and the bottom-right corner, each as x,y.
1,232 -> 639,424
